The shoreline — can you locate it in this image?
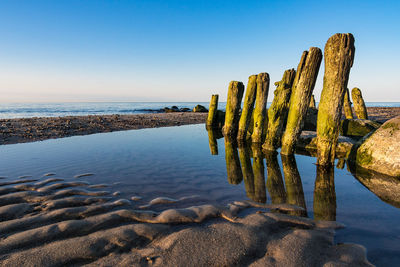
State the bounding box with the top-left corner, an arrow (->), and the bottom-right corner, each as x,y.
0,112 -> 207,145
0,107 -> 399,146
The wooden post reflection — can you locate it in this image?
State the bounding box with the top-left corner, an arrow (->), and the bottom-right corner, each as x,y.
252,145 -> 266,203
281,154 -> 307,217
238,144 -> 255,199
207,128 -> 219,155
313,165 -> 336,221
265,151 -> 286,204
224,137 -> 243,185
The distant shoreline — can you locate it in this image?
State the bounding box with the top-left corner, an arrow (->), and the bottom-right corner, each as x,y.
0,107 -> 399,146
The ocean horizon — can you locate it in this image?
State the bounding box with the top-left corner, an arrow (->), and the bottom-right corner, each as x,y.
0,101 -> 399,119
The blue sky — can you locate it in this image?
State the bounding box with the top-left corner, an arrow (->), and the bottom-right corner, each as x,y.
0,0 -> 399,102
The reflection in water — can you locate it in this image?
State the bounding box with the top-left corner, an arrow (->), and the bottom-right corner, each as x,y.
313,166 -> 336,221
281,154 -> 308,217
207,128 -> 221,155
265,151 -> 286,204
238,145 -> 255,199
252,145 -> 267,203
224,138 -> 243,185
336,158 -> 345,169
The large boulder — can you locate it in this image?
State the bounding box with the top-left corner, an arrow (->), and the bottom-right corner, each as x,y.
193,105 -> 208,113
354,116 -> 400,177
340,119 -> 380,138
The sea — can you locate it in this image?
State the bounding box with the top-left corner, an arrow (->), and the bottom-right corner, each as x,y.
0,102 -> 399,119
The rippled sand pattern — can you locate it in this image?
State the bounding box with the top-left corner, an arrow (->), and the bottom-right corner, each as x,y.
0,175 -> 372,266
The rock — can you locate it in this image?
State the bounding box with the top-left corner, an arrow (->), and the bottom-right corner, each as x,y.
297,131 -> 355,158
164,107 -> 179,113
192,105 -> 208,113
303,107 -> 318,131
179,108 -> 191,112
340,119 -> 381,138
353,116 -> 400,177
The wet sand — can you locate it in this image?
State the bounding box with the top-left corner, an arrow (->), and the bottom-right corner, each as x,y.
0,112 -> 207,145
0,174 -> 372,266
0,107 -> 399,146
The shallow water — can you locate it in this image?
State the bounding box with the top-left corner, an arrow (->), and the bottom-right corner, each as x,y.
0,101 -> 398,118
0,124 -> 399,266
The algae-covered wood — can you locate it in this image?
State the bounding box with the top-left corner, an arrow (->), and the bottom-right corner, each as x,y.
263,69 -> 296,151
237,75 -> 257,141
351,87 -> 368,120
281,48 -> 322,155
309,95 -> 316,108
206,94 -> 219,127
223,81 -> 245,138
251,73 -> 270,143
317,33 -> 355,166
343,88 -> 353,119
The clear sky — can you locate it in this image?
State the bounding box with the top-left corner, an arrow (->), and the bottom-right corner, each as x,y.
0,0 -> 399,102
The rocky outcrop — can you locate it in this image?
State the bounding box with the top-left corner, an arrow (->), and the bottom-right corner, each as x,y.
353,116 -> 400,177
193,105 -> 208,113
340,119 -> 381,138
297,131 -> 355,158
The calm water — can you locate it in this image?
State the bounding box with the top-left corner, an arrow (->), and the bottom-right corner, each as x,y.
0,124 -> 399,266
0,102 -> 399,118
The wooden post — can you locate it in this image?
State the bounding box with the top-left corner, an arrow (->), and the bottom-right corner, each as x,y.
263,69 -> 296,151
206,94 -> 219,127
309,95 -> 316,108
281,47 -> 322,155
343,88 -> 353,119
265,151 -> 286,204
313,165 -> 336,221
224,137 -> 243,185
237,75 -> 257,141
223,81 -> 245,138
251,73 -> 270,143
351,87 -> 368,119
281,154 -> 307,217
238,144 -> 255,199
317,33 -> 355,166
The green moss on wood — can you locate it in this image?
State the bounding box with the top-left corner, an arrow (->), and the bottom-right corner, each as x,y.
251,73 -> 270,144
237,75 -> 257,140
351,87 -> 368,120
223,81 -> 245,138
206,94 -> 219,126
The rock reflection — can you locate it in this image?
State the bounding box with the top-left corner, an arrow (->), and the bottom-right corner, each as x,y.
224,137 -> 243,185
281,155 -> 307,217
252,145 -> 267,203
265,151 -> 286,204
313,166 -> 336,221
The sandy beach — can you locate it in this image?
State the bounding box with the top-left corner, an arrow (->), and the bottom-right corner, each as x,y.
0,107 -> 399,146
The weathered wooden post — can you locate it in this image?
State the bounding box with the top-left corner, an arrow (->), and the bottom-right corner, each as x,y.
281,48 -> 323,155
237,75 -> 257,141
238,145 -> 255,199
351,87 -> 368,119
252,145 -> 266,203
206,94 -> 219,127
251,73 -> 270,143
309,94 -> 316,108
343,88 -> 353,119
281,154 -> 307,217
224,137 -> 243,185
223,81 -> 245,138
263,69 -> 296,151
265,151 -> 286,204
313,165 -> 336,221
317,33 -> 355,166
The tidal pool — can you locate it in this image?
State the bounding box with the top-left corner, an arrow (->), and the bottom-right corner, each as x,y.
0,124 -> 398,266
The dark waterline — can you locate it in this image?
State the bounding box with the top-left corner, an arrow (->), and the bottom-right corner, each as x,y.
0,102 -> 399,119
0,124 -> 398,266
